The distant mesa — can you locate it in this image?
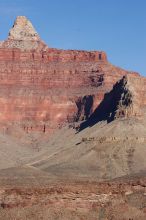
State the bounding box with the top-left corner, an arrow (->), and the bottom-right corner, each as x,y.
0,15 -> 141,134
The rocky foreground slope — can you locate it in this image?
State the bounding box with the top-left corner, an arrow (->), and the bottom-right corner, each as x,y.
1,175 -> 146,220
0,16 -> 146,219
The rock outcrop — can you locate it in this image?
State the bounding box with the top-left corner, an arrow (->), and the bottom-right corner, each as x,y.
79,74 -> 144,131
114,75 -> 142,119
0,16 -> 144,134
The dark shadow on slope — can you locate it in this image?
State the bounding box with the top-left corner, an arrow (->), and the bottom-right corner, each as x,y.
79,76 -> 129,131
79,91 -> 116,131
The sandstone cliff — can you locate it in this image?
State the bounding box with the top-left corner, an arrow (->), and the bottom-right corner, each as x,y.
0,16 -> 142,134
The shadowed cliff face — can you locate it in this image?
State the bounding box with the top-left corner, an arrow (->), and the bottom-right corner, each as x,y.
79,75 -> 142,130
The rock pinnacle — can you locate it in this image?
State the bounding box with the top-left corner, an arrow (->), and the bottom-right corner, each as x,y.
8,16 -> 40,41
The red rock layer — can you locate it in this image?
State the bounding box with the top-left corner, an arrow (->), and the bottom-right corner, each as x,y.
0,52 -> 140,133
0,48 -> 107,62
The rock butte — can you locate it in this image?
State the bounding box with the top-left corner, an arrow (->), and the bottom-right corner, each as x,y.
0,16 -> 145,134
0,16 -> 146,220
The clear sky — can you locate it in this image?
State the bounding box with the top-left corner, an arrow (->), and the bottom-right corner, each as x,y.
0,0 -> 145,75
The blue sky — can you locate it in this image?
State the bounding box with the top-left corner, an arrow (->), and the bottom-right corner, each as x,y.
0,0 -> 145,75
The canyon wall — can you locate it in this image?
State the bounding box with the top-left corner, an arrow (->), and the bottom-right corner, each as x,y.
0,16 -> 144,133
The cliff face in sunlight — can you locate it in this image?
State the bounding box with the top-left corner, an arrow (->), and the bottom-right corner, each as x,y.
0,16 -> 143,134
